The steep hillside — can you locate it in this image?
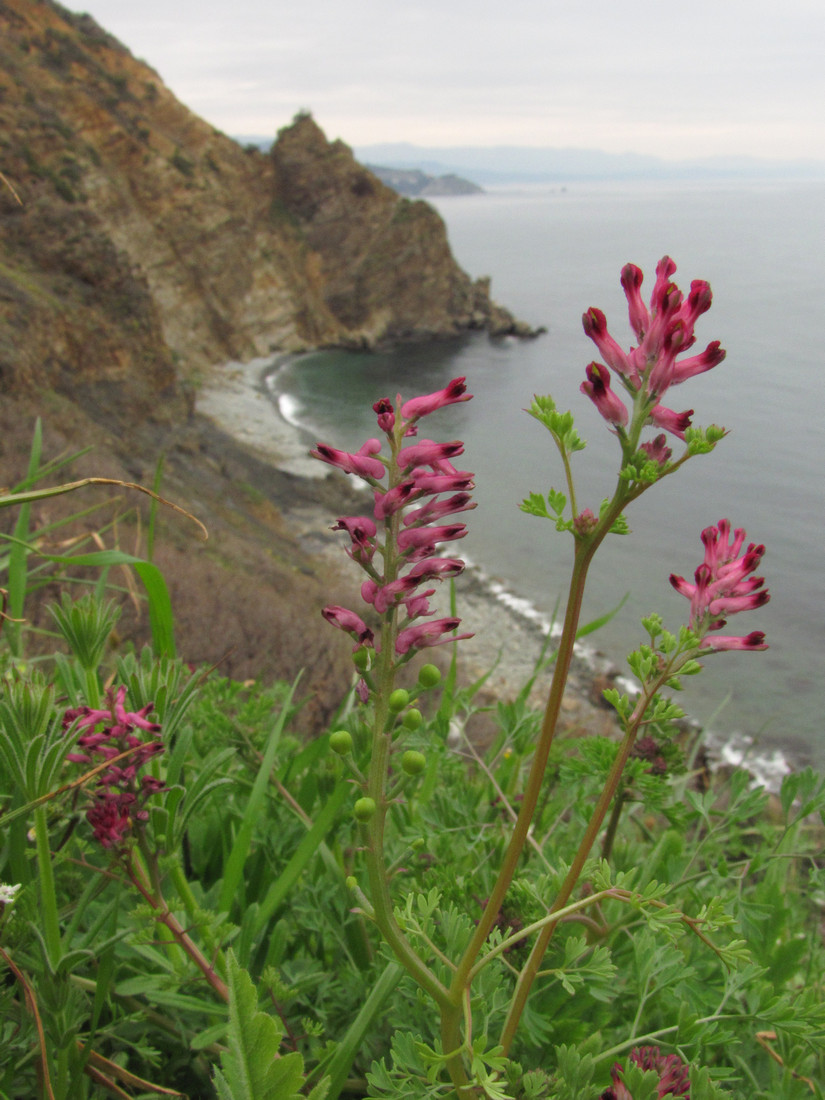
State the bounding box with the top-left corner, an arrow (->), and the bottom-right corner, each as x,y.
0,0 -> 538,716
0,0 -> 528,417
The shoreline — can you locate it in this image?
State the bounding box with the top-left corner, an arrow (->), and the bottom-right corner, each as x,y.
197,356 -> 793,790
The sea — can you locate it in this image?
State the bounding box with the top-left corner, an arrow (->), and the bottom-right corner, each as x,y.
267,178 -> 825,775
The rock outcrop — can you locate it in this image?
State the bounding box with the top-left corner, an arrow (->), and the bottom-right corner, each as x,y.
0,0 -> 536,716
366,165 -> 484,198
0,0 -> 531,415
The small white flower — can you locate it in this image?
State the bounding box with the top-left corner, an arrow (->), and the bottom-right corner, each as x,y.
0,882 -> 21,906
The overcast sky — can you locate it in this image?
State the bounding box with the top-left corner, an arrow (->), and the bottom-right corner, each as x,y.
72,0 -> 824,161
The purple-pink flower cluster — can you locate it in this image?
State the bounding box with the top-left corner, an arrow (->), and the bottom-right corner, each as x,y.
312,378 -> 475,663
601,1046 -> 691,1099
64,685 -> 164,848
581,256 -> 726,443
670,519 -> 769,652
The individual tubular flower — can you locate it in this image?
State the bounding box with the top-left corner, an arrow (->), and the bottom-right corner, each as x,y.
322,605 -> 375,646
583,257 -> 725,439
600,1046 -> 691,1099
400,376 -> 471,420
309,439 -> 386,480
580,362 -> 629,427
396,618 -> 473,656
314,378 -> 475,664
669,519 -> 769,652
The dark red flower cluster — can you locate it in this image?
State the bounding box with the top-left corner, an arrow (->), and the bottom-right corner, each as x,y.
601,1046 -> 690,1099
65,685 -> 164,848
581,256 -> 726,442
312,378 -> 476,662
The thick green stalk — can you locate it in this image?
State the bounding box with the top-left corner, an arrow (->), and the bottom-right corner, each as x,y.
362,441 -> 453,1012
33,806 -> 62,967
83,666 -> 101,710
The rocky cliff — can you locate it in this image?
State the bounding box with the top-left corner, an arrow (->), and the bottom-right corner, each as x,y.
0,0 -> 529,415
0,0 -> 537,719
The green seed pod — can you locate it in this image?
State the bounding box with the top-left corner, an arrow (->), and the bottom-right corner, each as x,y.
352,647 -> 371,672
403,708 -> 423,730
388,688 -> 410,712
329,730 -> 353,755
345,876 -> 358,890
353,797 -> 376,822
418,664 -> 441,688
401,750 -> 426,776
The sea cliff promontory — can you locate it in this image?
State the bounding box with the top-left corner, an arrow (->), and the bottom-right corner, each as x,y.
0,0 -> 550,727
0,0 -> 530,417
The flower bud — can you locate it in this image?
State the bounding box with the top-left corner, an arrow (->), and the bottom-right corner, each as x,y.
417,664 -> 441,688
388,689 -> 410,712
352,647 -> 371,672
345,875 -> 358,889
401,750 -> 426,776
329,730 -> 353,755
353,797 -> 376,822
403,708 -> 423,730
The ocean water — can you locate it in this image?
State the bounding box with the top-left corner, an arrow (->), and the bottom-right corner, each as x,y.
272,179 -> 825,770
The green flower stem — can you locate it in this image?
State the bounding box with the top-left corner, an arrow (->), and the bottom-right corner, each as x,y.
499,656 -> 684,1053
361,443 -> 453,1015
33,806 -> 62,966
441,532 -> 602,1095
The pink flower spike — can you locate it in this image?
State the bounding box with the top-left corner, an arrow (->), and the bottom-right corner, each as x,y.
400,377 -> 471,420
395,618 -> 474,656
581,362 -> 629,427
649,403 -> 693,439
582,309 -> 633,377
310,439 -> 386,480
671,520 -> 769,649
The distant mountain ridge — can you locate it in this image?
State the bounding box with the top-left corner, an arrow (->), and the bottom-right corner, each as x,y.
350,143 -> 825,184
364,165 -> 483,198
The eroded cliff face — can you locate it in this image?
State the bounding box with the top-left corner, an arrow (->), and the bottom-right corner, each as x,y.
0,0 -> 526,416
0,0 -> 534,709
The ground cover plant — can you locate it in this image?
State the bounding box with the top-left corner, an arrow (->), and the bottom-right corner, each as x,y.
1,258 -> 824,1099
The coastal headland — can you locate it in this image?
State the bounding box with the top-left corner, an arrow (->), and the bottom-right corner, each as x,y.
1,0 -> 582,738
